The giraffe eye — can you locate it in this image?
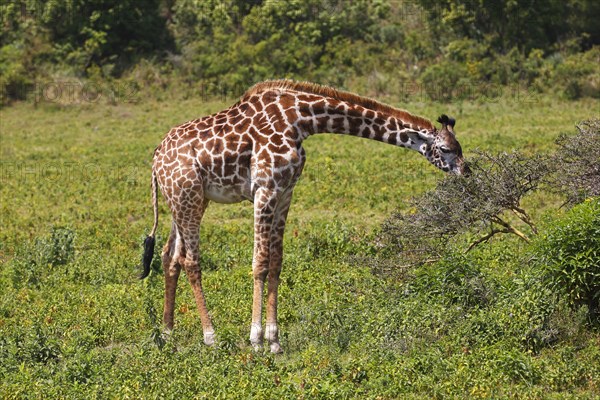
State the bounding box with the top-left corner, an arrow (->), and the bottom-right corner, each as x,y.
439,146 -> 451,153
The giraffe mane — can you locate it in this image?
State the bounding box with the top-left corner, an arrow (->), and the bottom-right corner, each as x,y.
243,79 -> 435,131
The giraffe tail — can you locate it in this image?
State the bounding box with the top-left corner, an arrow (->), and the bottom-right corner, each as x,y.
140,170 -> 159,279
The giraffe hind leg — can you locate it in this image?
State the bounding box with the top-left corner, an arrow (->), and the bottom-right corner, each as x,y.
174,196 -> 215,346
162,221 -> 184,332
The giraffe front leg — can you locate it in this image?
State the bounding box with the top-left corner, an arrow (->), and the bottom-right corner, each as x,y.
265,189 -> 293,354
265,248 -> 282,354
250,188 -> 277,350
250,267 -> 267,350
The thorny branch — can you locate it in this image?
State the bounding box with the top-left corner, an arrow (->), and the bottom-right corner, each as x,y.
380,150 -> 546,263
511,206 -> 538,234
490,216 -> 531,243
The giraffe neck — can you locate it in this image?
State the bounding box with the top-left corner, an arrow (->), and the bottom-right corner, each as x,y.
287,91 -> 435,153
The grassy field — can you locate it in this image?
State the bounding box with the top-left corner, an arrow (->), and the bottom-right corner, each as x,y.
1,93 -> 599,398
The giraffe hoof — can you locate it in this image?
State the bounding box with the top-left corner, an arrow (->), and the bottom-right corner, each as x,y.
269,342 -> 283,354
249,323 -> 263,349
251,342 -> 263,352
161,329 -> 173,341
204,331 -> 216,346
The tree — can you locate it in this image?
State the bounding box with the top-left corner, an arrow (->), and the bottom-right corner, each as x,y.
416,0 -> 600,54
1,0 -> 172,74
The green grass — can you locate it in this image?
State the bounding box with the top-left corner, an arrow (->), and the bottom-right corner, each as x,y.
1,94 -> 599,399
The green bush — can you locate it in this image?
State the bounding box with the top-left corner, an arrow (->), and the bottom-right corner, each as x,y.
419,61 -> 471,101
537,199 -> 600,323
550,47 -> 600,99
412,253 -> 494,309
2,1 -> 599,104
0,44 -> 31,105
8,227 -> 75,288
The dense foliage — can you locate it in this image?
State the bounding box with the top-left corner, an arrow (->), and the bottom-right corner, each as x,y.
536,199 -> 600,323
377,120 -> 600,328
1,0 -> 599,105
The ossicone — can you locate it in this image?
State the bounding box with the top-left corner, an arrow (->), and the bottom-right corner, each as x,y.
437,114 -> 456,129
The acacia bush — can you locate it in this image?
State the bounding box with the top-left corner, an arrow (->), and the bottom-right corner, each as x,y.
379,151 -> 549,266
376,120 -> 600,326
8,226 -> 75,288
550,119 -> 600,205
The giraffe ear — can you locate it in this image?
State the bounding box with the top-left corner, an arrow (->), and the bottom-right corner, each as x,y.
416,130 -> 436,143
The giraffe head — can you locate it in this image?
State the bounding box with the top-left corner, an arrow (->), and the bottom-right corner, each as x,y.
414,114 -> 467,175
433,114 -> 467,175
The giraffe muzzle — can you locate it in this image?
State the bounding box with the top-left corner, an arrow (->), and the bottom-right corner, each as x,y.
461,162 -> 472,177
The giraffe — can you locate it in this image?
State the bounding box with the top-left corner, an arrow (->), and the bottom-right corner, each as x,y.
140,80 -> 467,353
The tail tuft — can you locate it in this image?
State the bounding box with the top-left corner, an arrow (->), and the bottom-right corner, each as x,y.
140,235 -> 156,279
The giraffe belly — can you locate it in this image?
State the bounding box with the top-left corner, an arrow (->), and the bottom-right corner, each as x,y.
204,183 -> 249,204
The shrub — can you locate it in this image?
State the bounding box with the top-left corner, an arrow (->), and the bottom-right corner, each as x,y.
0,44 -> 32,105
419,61 -> 471,101
9,227 -> 75,288
536,199 -> 600,323
550,119 -> 600,205
412,252 -> 494,309
550,47 -> 600,99
380,151 -> 549,265
40,226 -> 76,267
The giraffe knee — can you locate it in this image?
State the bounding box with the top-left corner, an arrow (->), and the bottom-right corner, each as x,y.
183,260 -> 202,282
268,249 -> 283,277
253,263 -> 269,280
183,258 -> 197,269
161,253 -> 172,273
162,248 -> 183,277
268,265 -> 281,280
167,261 -> 181,277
